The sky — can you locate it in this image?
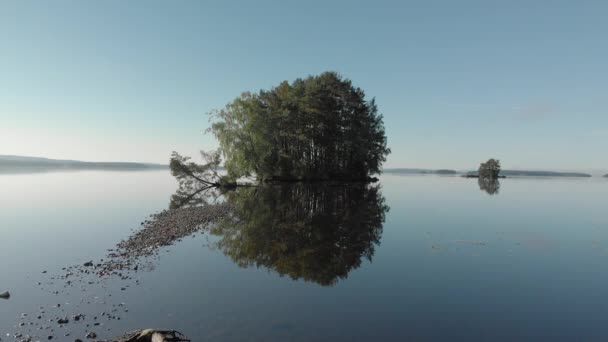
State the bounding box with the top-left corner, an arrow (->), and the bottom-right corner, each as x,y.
1,0 -> 607,171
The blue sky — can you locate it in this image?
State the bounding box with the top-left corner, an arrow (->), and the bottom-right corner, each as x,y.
1,1 -> 607,170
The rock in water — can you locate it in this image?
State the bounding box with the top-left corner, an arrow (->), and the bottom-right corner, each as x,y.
102,329 -> 190,342
151,333 -> 166,342
0,291 -> 10,299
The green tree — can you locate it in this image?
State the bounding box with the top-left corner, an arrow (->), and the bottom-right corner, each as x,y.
209,72 -> 391,181
478,158 -> 501,179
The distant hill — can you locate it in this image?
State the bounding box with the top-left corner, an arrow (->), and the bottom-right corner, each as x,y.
0,155 -> 167,174
384,168 -> 458,175
435,169 -> 458,175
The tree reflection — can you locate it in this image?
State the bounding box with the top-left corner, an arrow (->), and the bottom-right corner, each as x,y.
210,184 -> 389,286
478,177 -> 500,195
169,182 -> 222,209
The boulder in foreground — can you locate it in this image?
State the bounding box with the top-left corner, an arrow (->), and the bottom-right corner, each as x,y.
100,329 -> 189,342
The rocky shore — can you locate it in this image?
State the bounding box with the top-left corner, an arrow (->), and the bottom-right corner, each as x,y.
96,202 -> 234,276
7,202 -> 233,342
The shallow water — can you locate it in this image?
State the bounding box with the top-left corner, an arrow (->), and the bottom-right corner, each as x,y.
1,171 -> 608,341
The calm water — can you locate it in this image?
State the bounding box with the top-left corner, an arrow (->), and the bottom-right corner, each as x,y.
1,171 -> 608,341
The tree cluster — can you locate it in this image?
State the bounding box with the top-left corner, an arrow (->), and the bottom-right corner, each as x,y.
478,158 -> 501,179
209,72 -> 391,181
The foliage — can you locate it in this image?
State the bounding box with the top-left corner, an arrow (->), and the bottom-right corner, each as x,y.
210,183 -> 389,286
478,158 -> 501,179
170,151 -> 222,185
208,72 -> 391,180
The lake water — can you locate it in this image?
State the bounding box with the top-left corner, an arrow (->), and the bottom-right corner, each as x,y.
1,171 -> 608,341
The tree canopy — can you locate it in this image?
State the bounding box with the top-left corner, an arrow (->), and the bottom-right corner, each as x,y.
478,158 -> 501,179
209,71 -> 390,181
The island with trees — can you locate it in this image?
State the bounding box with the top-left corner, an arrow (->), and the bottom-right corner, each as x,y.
478,158 -> 502,179
475,158 -> 502,195
464,158 -> 505,179
165,71 -> 394,286
171,71 -> 390,185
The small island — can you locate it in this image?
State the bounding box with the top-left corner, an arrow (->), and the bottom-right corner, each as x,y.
172,72 -> 391,185
464,159 -> 505,179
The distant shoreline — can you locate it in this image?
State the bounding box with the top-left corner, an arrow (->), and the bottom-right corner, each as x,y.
0,155 -> 167,174
383,168 -> 594,178
462,174 -> 507,179
0,155 -> 601,178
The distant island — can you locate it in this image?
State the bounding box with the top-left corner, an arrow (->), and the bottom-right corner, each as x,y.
0,155 -> 167,173
384,168 -> 592,178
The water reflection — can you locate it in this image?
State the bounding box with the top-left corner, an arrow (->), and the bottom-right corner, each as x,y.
169,181 -> 221,209
478,177 -> 500,195
209,184 -> 389,286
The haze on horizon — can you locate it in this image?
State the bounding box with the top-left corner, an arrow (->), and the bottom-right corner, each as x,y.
1,1 -> 607,171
